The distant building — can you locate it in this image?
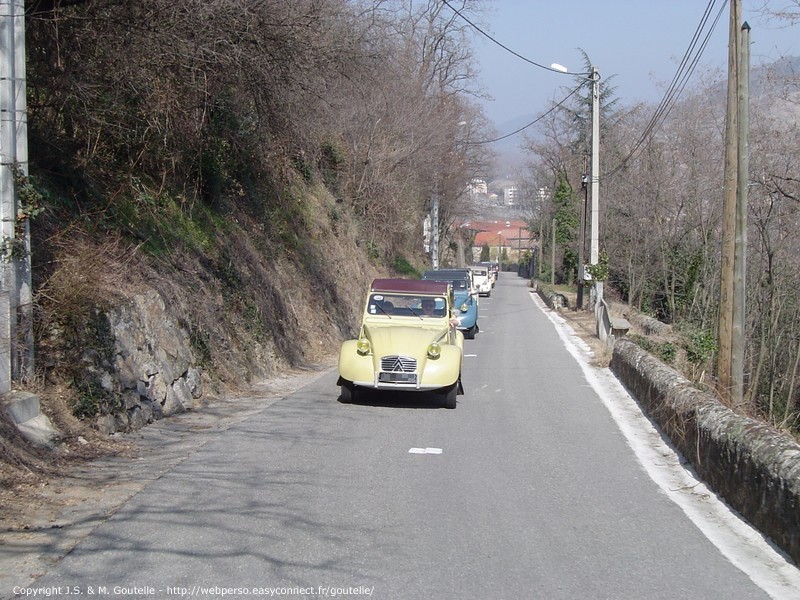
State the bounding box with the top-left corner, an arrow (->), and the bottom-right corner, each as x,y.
469,220 -> 534,265
488,179 -> 519,206
467,178 -> 488,198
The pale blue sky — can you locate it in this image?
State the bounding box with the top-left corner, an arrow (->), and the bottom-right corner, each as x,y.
468,0 -> 799,131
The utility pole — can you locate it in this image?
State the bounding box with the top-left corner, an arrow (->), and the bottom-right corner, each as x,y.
0,0 -> 31,391
577,168 -> 588,309
718,0 -> 741,405
537,220 -> 543,279
550,218 -> 556,286
589,66 -> 602,306
732,21 -> 750,408
497,233 -> 502,272
431,183 -> 439,269
0,0 -> 14,394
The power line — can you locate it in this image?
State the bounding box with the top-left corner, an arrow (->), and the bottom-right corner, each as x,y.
445,0 -> 726,161
440,0 -> 592,144
441,0 -> 591,77
468,83 -> 585,144
603,0 -> 727,179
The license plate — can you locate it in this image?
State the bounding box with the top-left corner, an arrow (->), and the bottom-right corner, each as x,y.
379,372 -> 417,384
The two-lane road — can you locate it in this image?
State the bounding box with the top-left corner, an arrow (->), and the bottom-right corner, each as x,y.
21,275 -> 800,599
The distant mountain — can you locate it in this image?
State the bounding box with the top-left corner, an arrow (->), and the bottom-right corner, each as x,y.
686,55 -> 800,121
753,55 -> 800,85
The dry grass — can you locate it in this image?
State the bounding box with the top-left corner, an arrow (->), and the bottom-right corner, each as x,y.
0,378 -> 130,529
559,307 -> 614,367
37,234 -> 141,309
541,287 -> 614,367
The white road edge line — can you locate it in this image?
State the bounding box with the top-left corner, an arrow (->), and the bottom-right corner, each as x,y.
529,292 -> 800,600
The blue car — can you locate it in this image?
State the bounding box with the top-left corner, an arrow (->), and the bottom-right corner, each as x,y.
421,271 -> 479,339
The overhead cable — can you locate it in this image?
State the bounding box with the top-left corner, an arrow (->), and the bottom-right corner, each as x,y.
604,0 -> 727,179
467,83 -> 585,144
441,0 -> 591,77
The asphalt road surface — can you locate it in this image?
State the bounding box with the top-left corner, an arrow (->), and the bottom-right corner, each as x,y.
18,275 -> 800,600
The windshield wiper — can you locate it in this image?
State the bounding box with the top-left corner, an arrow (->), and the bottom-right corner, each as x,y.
375,304 -> 393,318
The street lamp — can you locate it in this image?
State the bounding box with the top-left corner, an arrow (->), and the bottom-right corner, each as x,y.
590,66 -> 601,304
548,63 -> 600,306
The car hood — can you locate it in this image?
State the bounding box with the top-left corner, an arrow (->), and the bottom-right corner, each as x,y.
363,323 -> 448,356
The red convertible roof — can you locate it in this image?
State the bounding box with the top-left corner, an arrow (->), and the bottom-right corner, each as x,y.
371,278 -> 449,295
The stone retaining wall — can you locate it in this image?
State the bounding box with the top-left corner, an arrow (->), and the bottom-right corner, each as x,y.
610,339 -> 800,566
86,290 -> 204,434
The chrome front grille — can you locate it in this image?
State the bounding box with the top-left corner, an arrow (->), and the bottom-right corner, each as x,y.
380,355 -> 417,373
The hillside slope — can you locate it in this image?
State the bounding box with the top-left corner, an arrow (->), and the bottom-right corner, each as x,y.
1,177 -> 384,493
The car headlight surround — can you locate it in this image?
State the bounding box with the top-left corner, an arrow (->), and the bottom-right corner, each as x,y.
427,342 -> 441,359
460,303 -> 468,312
356,338 -> 371,355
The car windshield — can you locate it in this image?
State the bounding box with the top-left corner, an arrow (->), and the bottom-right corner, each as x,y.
368,293 -> 447,318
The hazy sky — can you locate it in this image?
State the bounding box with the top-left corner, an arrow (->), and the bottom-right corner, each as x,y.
466,1 -> 799,133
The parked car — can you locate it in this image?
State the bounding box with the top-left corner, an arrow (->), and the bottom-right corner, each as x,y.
421,270 -> 478,339
478,261 -> 499,287
427,268 -> 478,300
422,270 -> 479,340
337,278 -> 464,408
469,265 -> 492,297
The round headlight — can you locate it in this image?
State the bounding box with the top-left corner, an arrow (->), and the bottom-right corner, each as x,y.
427,342 -> 441,359
460,303 -> 468,312
356,338 -> 371,355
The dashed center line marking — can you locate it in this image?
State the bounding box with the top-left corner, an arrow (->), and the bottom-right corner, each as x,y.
408,447 -> 443,454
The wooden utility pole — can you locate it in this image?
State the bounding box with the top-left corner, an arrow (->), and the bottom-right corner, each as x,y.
732,21 -> 750,408
717,0 -> 741,404
577,167 -> 588,309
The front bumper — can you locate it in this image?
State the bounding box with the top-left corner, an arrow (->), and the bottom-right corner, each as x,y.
339,341 -> 461,392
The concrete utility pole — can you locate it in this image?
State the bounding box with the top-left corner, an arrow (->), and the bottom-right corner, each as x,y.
589,66 -> 602,306
550,218 -> 556,286
732,21 -> 750,408
718,0 -> 741,405
431,184 -> 439,269
537,220 -> 543,279
0,0 -> 31,392
497,233 -> 502,271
